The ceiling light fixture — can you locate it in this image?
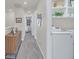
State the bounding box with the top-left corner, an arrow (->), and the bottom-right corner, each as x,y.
24,2 -> 27,5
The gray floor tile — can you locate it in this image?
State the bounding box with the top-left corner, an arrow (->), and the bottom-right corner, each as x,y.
16,32 -> 43,59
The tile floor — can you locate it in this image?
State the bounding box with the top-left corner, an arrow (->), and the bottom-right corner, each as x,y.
16,32 -> 43,59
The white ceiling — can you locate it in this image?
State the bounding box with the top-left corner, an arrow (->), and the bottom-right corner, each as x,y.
5,0 -> 40,12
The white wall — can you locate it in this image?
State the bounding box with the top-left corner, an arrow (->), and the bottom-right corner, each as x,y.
5,11 -> 15,34
14,8 -> 26,40
5,11 -> 15,27
31,13 -> 37,36
5,8 -> 35,41
46,0 -> 53,59
5,8 -> 26,40
35,0 -> 47,59
14,8 -> 25,31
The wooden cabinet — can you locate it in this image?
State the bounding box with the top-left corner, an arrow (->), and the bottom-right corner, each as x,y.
5,31 -> 22,54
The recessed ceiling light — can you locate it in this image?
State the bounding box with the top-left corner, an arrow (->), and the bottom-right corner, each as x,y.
24,2 -> 27,5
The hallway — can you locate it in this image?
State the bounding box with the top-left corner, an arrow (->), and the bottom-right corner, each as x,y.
16,32 -> 43,59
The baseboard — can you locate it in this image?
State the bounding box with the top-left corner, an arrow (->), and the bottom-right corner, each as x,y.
21,31 -> 26,41
34,37 -> 45,59
34,35 -> 37,40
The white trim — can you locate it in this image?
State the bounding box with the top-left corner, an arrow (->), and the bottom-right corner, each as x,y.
21,31 -> 25,41
46,0 -> 52,59
35,38 -> 45,59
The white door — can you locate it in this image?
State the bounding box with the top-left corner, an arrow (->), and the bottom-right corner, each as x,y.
52,33 -> 74,59
26,17 -> 32,32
